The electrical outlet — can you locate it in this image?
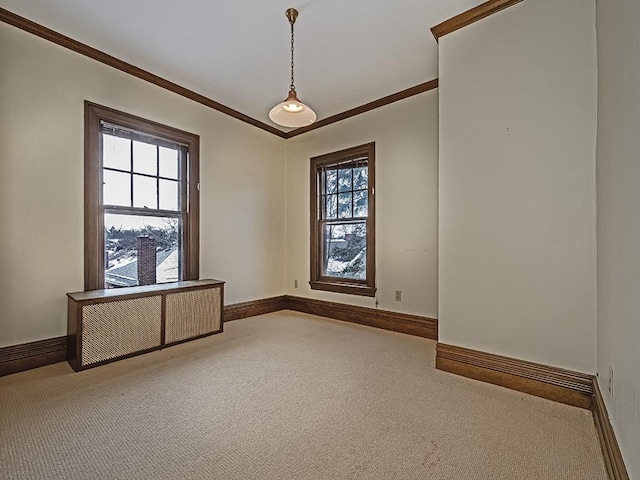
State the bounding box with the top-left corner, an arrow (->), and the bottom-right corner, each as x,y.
609,366 -> 614,397
395,290 -> 402,301
294,279 -> 298,288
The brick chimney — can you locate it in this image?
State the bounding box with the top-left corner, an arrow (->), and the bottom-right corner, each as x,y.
137,236 -> 157,286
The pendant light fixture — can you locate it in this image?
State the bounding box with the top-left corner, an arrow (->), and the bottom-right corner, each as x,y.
268,8 -> 317,128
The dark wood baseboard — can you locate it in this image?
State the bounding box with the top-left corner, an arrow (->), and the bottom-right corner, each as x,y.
592,379 -> 630,480
1,295 -> 435,377
0,336 -> 67,377
435,343 -> 594,409
223,295 -> 288,322
285,295 -> 438,340
4,304 -> 630,480
224,295 -> 438,341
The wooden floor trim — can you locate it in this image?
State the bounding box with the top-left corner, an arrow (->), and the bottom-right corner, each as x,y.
430,0 -> 523,42
223,296 -> 288,322
592,379 -> 631,480
0,336 -> 67,377
1,295 -> 436,377
285,296 -> 438,340
4,305 -> 630,479
436,343 -> 594,409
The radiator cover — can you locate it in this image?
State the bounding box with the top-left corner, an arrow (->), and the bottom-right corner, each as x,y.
165,288 -> 222,344
67,279 -> 224,371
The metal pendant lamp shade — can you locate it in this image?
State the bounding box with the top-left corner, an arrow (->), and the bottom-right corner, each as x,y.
269,8 -> 316,128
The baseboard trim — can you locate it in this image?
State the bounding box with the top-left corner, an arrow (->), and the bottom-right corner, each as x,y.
435,343 -> 594,409
4,305 -> 629,479
285,295 -> 438,340
0,336 -> 67,377
2,295 -> 436,377
592,379 -> 630,480
223,295 -> 288,322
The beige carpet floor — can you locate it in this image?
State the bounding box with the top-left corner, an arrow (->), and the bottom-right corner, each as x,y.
0,311 -> 607,479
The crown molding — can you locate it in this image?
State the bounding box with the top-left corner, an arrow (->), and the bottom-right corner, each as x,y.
431,0 -> 523,42
0,7 -> 287,138
1,7 -> 438,140
285,80 -> 439,138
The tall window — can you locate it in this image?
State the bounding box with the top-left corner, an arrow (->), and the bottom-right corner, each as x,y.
85,102 -> 199,290
310,143 -> 376,296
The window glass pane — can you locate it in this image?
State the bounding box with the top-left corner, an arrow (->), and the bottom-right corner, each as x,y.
338,168 -> 352,193
132,141 -> 157,175
133,174 -> 157,209
353,167 -> 368,190
338,192 -> 352,218
353,190 -> 368,217
104,214 -> 182,288
103,170 -> 131,207
159,179 -> 179,211
322,222 -> 366,280
325,194 -> 337,219
325,169 -> 337,194
103,134 -> 131,171
159,146 -> 179,179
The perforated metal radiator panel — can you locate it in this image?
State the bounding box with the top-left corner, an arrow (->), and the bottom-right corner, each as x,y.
165,287 -> 222,344
81,296 -> 162,366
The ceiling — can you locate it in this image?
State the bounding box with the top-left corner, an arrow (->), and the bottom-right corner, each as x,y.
0,0 -> 484,131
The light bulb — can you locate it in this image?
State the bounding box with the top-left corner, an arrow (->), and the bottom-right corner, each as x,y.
283,102 -> 304,113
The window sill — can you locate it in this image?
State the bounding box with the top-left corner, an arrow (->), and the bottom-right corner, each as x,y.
309,280 -> 376,297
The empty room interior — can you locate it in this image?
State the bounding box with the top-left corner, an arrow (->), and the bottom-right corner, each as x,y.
0,0 -> 638,479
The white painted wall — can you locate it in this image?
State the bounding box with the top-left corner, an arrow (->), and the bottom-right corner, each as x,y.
285,91 -> 439,317
595,0 -> 640,476
438,0 -> 597,373
0,19 -> 439,348
0,24 -> 287,347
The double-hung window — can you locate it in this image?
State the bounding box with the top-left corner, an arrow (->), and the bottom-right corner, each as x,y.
310,143 -> 376,296
84,102 -> 199,290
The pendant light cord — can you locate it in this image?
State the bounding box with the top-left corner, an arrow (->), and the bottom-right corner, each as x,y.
290,18 -> 295,91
